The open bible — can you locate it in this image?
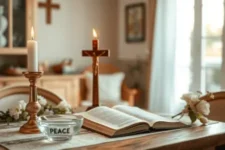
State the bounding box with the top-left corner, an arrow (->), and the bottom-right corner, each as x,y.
79,105 -> 189,137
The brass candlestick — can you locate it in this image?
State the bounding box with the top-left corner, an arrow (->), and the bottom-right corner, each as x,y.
19,72 -> 43,134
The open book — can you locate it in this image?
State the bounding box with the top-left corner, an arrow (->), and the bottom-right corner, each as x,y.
79,105 -> 189,137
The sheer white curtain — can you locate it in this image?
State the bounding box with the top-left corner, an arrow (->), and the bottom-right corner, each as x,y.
149,0 -> 177,115
149,0 -> 194,115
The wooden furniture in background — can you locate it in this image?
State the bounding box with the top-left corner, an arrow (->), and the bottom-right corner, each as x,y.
80,64 -> 138,106
201,92 -> 225,122
0,85 -> 63,114
41,79 -> 72,103
38,0 -> 60,24
68,122 -> 225,150
0,74 -> 83,108
0,0 -> 36,55
0,86 -> 63,104
52,59 -> 73,74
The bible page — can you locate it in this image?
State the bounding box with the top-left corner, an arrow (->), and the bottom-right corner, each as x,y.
81,106 -> 146,130
113,105 -> 178,126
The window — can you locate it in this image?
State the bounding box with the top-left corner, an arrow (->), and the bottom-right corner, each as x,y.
202,0 -> 224,91
175,0 -> 224,101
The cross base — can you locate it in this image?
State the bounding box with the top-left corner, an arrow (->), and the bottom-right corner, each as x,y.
86,105 -> 99,111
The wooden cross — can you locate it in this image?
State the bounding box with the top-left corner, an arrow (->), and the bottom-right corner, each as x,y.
82,44 -> 110,110
38,0 -> 60,24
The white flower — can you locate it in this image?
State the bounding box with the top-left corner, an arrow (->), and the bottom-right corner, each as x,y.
199,116 -> 208,125
8,100 -> 25,120
181,93 -> 194,101
178,92 -> 211,125
9,108 -> 16,117
181,93 -> 200,104
38,96 -> 47,106
206,91 -> 215,99
57,101 -> 71,110
196,100 -> 210,116
14,102 -> 22,111
13,113 -> 20,120
18,100 -> 27,110
181,93 -> 201,113
65,108 -> 72,114
43,109 -> 54,115
9,108 -> 21,120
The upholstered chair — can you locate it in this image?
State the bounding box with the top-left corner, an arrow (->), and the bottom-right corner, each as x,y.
200,92 -> 225,122
201,93 -> 225,150
0,85 -> 64,112
80,63 -> 138,107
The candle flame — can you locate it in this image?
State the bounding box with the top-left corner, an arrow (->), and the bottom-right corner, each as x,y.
92,29 -> 97,38
31,26 -> 34,40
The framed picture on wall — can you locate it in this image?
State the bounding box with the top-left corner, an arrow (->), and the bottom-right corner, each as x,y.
125,3 -> 146,43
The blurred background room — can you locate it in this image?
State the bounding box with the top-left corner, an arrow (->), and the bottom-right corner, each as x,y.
0,0 -> 224,116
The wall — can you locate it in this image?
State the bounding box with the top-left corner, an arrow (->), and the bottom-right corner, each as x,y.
118,0 -> 149,60
117,0 -> 151,108
37,0 -> 118,70
37,0 -> 149,108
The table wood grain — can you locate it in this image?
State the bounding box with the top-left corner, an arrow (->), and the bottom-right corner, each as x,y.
68,122 -> 225,150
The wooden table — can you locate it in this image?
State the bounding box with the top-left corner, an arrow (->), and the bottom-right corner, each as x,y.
69,122 -> 225,150
0,118 -> 225,150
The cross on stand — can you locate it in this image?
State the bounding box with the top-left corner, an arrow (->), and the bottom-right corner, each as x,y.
82,41 -> 110,110
38,0 -> 60,24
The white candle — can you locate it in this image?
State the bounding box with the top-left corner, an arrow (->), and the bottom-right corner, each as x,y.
27,27 -> 38,72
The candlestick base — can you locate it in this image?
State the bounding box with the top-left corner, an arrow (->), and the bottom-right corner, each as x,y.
19,72 -> 43,134
19,113 -> 40,134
